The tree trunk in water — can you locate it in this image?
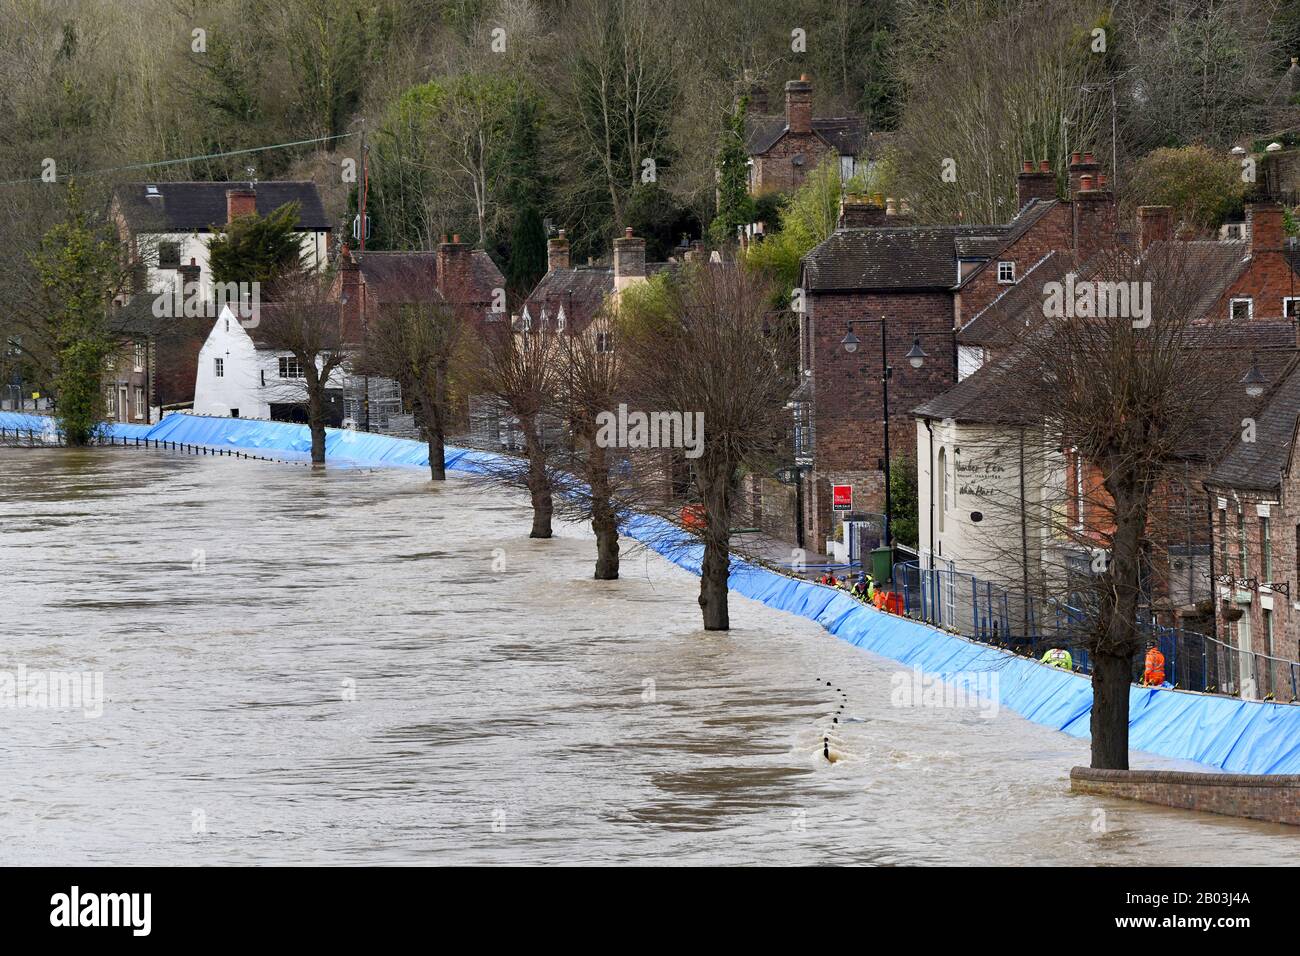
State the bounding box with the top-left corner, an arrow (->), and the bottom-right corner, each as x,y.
1089,476 -> 1147,770
1090,651 -> 1132,769
522,412 -> 552,538
417,395 -> 446,481
308,385 -> 326,464
698,460 -> 734,630
588,440 -> 619,579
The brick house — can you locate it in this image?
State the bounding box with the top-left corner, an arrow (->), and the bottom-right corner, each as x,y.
110,181 -> 332,419
795,154 -> 1112,553
1205,355 -> 1300,701
744,75 -> 884,197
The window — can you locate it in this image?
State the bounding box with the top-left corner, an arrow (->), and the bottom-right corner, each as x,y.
936,447 -> 947,533
134,343 -> 146,371
839,155 -> 856,182
1237,507 -> 1247,577
214,357 -> 224,378
104,386 -> 116,419
1224,223 -> 1245,240
260,369 -> 266,387
1219,507 -> 1228,574
996,261 -> 1015,284
279,356 -> 304,378
595,331 -> 614,353
1230,297 -> 1253,321
1071,449 -> 1085,530
133,386 -> 144,418
158,242 -> 180,268
1261,515 -> 1272,581
1264,608 -> 1274,657
1285,297 -> 1300,320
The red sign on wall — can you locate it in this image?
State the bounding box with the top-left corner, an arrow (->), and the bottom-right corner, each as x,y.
832,484 -> 853,511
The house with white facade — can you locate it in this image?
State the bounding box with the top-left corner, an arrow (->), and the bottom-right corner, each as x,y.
111,181 -> 333,418
193,303 -> 346,424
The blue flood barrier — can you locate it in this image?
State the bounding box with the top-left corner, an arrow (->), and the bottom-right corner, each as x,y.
9,411 -> 1300,774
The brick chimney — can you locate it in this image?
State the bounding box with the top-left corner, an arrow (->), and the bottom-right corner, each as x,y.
613,227 -> 646,293
1016,160 -> 1057,209
1136,206 -> 1173,252
1068,151 -> 1101,199
838,195 -> 887,228
1072,168 -> 1116,265
436,234 -> 473,303
1247,203 -> 1285,255
226,187 -> 256,223
547,229 -> 570,272
338,244 -> 363,343
785,75 -> 813,135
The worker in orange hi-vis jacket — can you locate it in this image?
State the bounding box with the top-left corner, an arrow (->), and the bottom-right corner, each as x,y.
1143,642 -> 1166,687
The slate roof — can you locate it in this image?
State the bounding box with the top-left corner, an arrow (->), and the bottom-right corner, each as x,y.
1207,355 -> 1300,491
803,199 -> 1061,293
522,261 -> 675,329
744,114 -> 874,157
351,250 -> 504,303
114,181 -> 331,232
959,251 -> 1067,348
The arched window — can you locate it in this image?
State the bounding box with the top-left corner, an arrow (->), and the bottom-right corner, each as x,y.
936,447 -> 947,534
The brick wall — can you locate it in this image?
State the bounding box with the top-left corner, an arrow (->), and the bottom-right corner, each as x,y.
1070,766 -> 1300,826
956,204 -> 1073,324
753,131 -> 836,194
804,287 -> 956,546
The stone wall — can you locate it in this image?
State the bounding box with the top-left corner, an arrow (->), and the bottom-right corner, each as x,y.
1070,766 -> 1300,826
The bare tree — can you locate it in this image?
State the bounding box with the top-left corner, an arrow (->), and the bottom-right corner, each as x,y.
468,313 -> 565,537
947,238 -> 1262,768
363,298 -> 465,480
254,275 -> 349,464
622,263 -> 797,630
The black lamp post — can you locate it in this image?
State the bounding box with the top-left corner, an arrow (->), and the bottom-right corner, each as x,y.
840,319 -> 934,552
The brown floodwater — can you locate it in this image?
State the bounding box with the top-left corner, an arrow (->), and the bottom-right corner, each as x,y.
0,446 -> 1293,864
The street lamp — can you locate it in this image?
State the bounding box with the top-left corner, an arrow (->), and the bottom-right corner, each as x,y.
1242,355 -> 1267,398
905,335 -> 928,369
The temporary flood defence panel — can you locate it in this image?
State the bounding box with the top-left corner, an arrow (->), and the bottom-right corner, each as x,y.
9,411 -> 1299,774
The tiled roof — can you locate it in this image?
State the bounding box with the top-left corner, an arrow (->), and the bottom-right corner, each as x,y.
803,225 -> 1000,291
1207,353 -> 1300,490
744,114 -> 871,157
114,181 -> 331,232
351,249 -> 504,304
959,251 -> 1067,348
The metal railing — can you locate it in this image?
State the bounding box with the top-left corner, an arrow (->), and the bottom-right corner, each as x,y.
892,559 -> 1300,702
1,427 -> 310,466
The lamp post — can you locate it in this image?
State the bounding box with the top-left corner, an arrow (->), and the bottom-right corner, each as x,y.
1242,354 -> 1267,398
840,318 -> 940,551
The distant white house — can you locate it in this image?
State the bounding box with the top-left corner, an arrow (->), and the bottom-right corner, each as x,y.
193,304 -> 346,422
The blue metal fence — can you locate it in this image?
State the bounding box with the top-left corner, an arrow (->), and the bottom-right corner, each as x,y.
892,560 -> 1300,702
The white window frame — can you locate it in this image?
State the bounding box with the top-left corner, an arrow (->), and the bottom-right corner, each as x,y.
134,343 -> 146,372
595,331 -> 614,353
1230,297 -> 1253,321
278,356 -> 304,379
996,261 -> 1015,284
134,386 -> 145,419
214,356 -> 224,378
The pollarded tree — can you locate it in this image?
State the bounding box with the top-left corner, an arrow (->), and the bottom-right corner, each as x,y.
621,262 -> 797,630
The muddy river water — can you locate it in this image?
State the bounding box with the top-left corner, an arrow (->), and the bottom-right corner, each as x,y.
0,447 -> 1292,864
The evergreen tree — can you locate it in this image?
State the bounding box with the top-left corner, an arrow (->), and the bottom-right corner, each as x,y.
28,183 -> 122,445
207,201 -> 304,293
507,204 -> 548,299
708,97 -> 755,248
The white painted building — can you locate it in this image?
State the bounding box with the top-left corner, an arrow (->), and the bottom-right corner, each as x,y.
193,304 -> 346,421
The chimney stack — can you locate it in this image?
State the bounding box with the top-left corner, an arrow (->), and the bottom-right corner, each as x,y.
838,194 -> 887,228
785,74 -> 813,135
436,234 -> 473,302
225,187 -> 256,223
1017,160 -> 1057,208
1071,160 -> 1116,265
1136,206 -> 1173,252
1068,151 -> 1101,199
1247,203 -> 1285,255
613,227 -> 646,292
547,229 -> 570,272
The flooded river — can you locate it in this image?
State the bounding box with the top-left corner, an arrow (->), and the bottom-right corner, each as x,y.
0,447 -> 1292,864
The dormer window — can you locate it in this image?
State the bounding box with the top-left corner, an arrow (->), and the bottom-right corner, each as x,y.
1230,297 -> 1253,321
996,261 -> 1015,284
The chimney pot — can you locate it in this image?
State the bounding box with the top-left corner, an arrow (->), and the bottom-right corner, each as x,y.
625,227 -> 634,238
1080,174 -> 1095,190
1071,151 -> 1082,165
452,234 -> 461,244
1038,160 -> 1050,173
1083,151 -> 1095,164
1022,161 -> 1034,173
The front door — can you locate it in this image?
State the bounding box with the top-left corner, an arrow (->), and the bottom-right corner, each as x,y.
1237,612 -> 1256,699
